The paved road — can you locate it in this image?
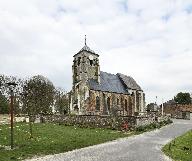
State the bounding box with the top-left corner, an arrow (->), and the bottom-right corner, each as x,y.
28,119 -> 192,161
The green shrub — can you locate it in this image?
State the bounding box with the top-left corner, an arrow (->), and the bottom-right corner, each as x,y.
136,120 -> 171,132
149,123 -> 158,129
136,125 -> 146,132
167,118 -> 173,124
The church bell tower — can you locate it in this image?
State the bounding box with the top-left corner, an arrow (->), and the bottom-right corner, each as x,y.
72,35 -> 100,85
71,36 -> 100,114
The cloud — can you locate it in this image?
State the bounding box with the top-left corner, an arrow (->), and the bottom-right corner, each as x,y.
0,0 -> 192,104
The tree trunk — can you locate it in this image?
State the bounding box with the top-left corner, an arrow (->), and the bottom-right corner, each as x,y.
29,115 -> 33,138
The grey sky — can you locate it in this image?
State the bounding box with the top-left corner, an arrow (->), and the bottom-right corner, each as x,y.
0,0 -> 192,104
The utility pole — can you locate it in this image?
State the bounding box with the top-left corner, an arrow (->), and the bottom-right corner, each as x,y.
10,89 -> 14,149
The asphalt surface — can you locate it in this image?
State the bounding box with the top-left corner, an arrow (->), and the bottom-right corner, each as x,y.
27,119 -> 192,161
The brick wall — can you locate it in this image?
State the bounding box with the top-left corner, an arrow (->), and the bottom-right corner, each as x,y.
163,104 -> 192,118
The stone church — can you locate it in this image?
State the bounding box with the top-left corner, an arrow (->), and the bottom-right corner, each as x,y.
69,37 -> 145,116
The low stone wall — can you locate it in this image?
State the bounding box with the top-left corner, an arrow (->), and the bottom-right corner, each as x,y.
1,114 -> 170,130
38,114 -> 170,130
43,115 -> 136,130
136,115 -> 170,127
158,115 -> 170,122
136,116 -> 155,127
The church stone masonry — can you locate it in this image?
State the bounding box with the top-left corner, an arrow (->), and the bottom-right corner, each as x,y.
70,38 -> 145,116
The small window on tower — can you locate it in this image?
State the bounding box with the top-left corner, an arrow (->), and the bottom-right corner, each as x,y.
78,57 -> 81,66
90,60 -> 93,66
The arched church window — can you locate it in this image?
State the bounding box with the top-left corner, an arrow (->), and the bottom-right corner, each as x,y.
74,99 -> 79,112
117,98 -> 119,105
125,99 -> 128,111
129,97 -> 132,116
96,96 -> 100,111
121,98 -> 123,109
107,97 -> 110,111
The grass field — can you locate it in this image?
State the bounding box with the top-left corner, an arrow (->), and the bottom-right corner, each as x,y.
163,130 -> 192,161
0,123 -> 133,161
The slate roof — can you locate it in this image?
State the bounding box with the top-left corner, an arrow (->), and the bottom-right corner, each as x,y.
88,72 -> 128,94
88,71 -> 142,94
74,45 -> 99,57
117,73 -> 142,91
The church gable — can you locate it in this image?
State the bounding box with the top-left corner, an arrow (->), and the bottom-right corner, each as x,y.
117,73 -> 142,91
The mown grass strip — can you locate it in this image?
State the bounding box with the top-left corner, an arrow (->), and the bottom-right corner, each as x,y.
163,130 -> 192,161
0,123 -> 133,161
0,119 -> 172,161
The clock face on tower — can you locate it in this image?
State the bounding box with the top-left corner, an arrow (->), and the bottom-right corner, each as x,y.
89,55 -> 93,60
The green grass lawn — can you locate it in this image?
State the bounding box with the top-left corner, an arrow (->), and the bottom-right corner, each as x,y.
163,130 -> 192,161
0,123 -> 133,161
